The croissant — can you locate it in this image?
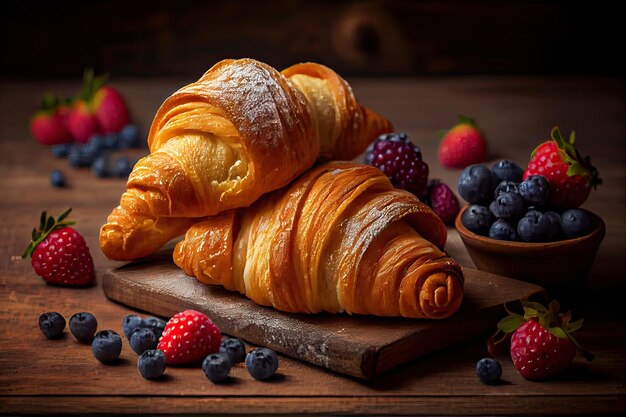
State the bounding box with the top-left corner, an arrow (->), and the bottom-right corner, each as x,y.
174,162 -> 464,319
100,59 -> 392,260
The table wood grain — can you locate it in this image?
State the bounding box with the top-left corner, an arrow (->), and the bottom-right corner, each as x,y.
0,77 -> 624,415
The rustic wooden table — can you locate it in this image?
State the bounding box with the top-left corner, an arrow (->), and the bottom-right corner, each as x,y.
0,77 -> 624,415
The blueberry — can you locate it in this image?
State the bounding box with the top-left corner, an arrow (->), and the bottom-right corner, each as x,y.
130,328 -> 157,355
103,133 -> 119,150
88,134 -> 106,150
519,175 -> 550,206
141,317 -> 166,340
119,124 -> 140,148
69,312 -> 98,343
67,145 -> 83,167
476,357 -> 502,384
203,353 -> 232,383
494,180 -> 519,199
138,349 -> 166,379
490,192 -> 524,219
51,144 -> 72,158
461,204 -> 494,235
68,144 -> 101,168
50,169 -> 66,187
492,159 -> 523,182
122,314 -> 143,339
39,312 -> 66,339
517,210 -> 562,242
245,347 -> 279,381
91,330 -> 122,364
219,338 -> 246,364
90,154 -> 111,178
561,208 -> 592,239
458,164 -> 498,204
489,219 -> 519,241
113,157 -> 133,178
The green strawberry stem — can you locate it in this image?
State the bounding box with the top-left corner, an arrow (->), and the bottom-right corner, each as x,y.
78,68 -> 109,110
493,299 -> 592,361
22,208 -> 75,259
457,114 -> 475,126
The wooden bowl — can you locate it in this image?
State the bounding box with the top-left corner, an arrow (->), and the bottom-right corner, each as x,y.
454,206 -> 605,287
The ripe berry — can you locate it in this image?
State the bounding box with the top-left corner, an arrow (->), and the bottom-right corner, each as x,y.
92,330 -> 123,364
39,312 -> 66,339
492,159 -> 523,182
461,204 -> 493,235
138,349 -> 167,379
142,317 -> 167,340
561,209 -> 592,239
50,170 -> 66,188
130,328 -> 158,355
365,133 -> 429,198
203,353 -> 232,383
245,347 -> 279,380
426,180 -> 459,224
476,357 -> 502,384
122,314 -> 143,339
219,338 -> 247,364
69,312 -> 98,343
457,164 -> 498,204
157,310 -> 221,365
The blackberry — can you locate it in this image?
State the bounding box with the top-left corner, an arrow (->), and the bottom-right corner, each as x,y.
365,133 -> 429,198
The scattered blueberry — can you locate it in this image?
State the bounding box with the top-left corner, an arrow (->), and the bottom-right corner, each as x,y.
119,124 -> 140,148
561,208 -> 592,239
141,317 -> 167,340
461,204 -> 494,235
39,312 -> 66,339
219,338 -> 246,364
490,192 -> 524,219
122,314 -> 143,339
542,211 -> 564,241
494,180 -> 519,198
103,133 -> 119,150
69,312 -> 98,343
113,157 -> 133,178
88,134 -> 106,150
457,164 -> 498,204
51,144 -> 72,158
50,169 -> 66,187
68,144 -> 101,168
138,349 -> 166,379
91,330 -> 122,364
203,353 -> 232,383
476,357 -> 502,384
492,159 -> 523,182
130,328 -> 157,355
245,347 -> 279,381
90,154 -> 111,178
519,175 -> 550,206
489,219 -> 519,241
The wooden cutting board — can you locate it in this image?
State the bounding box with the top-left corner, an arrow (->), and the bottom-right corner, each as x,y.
103,253 -> 544,380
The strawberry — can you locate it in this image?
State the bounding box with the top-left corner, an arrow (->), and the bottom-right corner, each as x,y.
66,70 -> 107,143
30,94 -> 73,146
93,86 -> 130,133
157,310 -> 221,365
438,115 -> 487,169
22,208 -> 95,287
493,300 -> 592,380
523,127 -> 601,208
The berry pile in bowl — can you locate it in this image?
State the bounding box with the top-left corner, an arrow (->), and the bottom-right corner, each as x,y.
454,127 -> 605,287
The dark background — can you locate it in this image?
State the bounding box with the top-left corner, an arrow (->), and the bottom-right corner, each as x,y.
1,0 -> 623,79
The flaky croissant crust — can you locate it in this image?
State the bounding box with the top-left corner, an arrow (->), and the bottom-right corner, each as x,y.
174,162 -> 464,319
100,59 -> 392,260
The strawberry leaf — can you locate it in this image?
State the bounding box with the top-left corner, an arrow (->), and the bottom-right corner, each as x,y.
567,318 -> 584,333
497,314 -> 525,334
57,208 -> 72,223
567,163 -> 590,178
539,313 -> 550,330
523,307 -> 539,318
22,209 -> 75,259
551,127 -> 566,148
569,131 -> 576,145
549,326 -> 569,339
457,114 -> 475,126
524,301 -> 548,313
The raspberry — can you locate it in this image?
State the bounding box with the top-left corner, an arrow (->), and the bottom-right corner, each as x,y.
427,180 -> 460,224
365,133 -> 429,198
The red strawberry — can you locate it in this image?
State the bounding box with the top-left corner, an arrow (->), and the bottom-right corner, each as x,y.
438,115 -> 487,169
494,300 -> 592,380
30,94 -> 73,146
66,99 -> 102,143
427,180 -> 459,224
93,86 -> 130,133
523,127 -> 601,208
22,208 -> 95,287
157,310 -> 221,365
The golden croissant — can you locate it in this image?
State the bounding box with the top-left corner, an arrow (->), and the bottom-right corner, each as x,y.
100,59 -> 392,260
174,162 -> 464,319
